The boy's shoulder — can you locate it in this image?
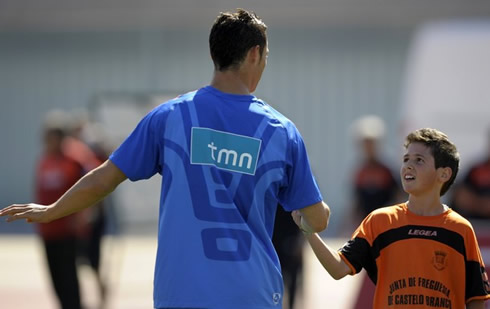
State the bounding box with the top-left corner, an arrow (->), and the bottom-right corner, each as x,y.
359,203 -> 407,230
367,203 -> 406,219
444,208 -> 476,232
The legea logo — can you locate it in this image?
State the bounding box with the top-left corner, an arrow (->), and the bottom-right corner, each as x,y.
191,127 -> 261,175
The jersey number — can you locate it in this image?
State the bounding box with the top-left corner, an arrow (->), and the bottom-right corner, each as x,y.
191,171 -> 253,261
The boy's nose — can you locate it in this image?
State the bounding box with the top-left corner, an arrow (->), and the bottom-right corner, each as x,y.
403,164 -> 413,170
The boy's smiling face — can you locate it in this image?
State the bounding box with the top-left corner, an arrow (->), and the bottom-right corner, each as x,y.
400,142 -> 442,196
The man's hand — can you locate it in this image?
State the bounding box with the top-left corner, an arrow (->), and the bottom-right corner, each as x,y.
0,203 -> 54,223
1,160 -> 127,225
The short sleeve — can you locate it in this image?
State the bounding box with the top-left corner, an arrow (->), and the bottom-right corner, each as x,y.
109,108 -> 163,181
339,214 -> 378,283
277,126 -> 322,211
464,226 -> 490,302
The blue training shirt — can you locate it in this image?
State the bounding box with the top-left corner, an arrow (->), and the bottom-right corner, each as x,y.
109,86 -> 323,309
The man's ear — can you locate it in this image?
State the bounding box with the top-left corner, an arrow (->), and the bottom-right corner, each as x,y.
247,45 -> 261,65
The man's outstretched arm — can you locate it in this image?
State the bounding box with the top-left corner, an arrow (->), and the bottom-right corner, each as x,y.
0,160 -> 127,223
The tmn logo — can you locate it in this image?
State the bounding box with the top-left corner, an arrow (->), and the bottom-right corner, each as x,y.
190,127 -> 261,175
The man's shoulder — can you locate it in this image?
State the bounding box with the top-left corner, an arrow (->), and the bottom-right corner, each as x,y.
259,102 -> 293,124
256,103 -> 305,144
155,90 -> 197,108
147,90 -> 198,120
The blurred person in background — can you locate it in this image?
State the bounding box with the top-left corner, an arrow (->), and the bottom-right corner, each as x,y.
348,115 -> 403,228
272,206 -> 304,309
345,115 -> 405,308
65,111 -> 110,307
451,128 -> 490,220
35,111 -> 85,309
0,9 -> 329,309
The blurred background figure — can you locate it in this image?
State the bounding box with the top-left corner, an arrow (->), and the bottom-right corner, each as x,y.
272,206 -> 304,309
65,110 -> 112,308
36,109 -> 111,309
347,115 -> 404,228
345,115 -> 405,309
451,128 -> 490,220
36,110 -> 84,309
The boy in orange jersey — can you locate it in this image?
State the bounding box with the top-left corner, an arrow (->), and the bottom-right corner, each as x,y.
293,128 -> 490,308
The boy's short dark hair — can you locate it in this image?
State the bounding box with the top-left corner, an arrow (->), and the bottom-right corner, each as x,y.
209,8 -> 267,71
404,128 -> 460,196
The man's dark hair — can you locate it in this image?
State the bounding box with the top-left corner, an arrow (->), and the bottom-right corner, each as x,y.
209,8 -> 267,71
404,128 -> 460,196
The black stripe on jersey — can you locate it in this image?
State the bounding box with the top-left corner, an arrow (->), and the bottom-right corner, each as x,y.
340,238 -> 379,284
340,225 -> 467,285
466,262 -> 490,300
372,225 -> 466,260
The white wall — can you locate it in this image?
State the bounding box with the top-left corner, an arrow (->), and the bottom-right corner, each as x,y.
400,21 -> 490,172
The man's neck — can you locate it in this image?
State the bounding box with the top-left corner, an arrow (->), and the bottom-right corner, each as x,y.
210,70 -> 251,95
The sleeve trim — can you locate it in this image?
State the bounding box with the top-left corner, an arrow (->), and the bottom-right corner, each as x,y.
109,157 -> 129,177
284,195 -> 323,212
465,294 -> 490,304
339,251 -> 357,276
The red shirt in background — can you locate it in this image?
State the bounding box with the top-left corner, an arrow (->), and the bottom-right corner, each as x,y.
63,136 -> 102,172
35,154 -> 83,240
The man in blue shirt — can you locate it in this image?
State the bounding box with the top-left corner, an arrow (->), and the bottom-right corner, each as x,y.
1,9 -> 329,309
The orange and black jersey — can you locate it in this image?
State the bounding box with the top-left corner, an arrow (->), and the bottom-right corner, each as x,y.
339,203 -> 490,308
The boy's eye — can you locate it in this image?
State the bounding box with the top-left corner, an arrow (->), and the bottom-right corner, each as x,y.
403,158 -> 409,162
417,158 -> 424,163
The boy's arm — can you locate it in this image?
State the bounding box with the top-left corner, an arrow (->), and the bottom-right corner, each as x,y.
292,210 -> 352,280
0,160 -> 127,223
304,233 -> 352,280
466,300 -> 485,309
